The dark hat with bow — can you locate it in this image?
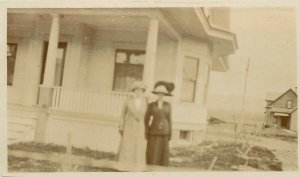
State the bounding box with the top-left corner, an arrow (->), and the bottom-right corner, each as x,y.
152,81 -> 175,96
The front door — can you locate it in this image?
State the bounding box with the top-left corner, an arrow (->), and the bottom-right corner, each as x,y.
280,116 -> 290,129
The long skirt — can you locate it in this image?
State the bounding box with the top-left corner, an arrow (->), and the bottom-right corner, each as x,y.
146,135 -> 169,166
117,119 -> 147,171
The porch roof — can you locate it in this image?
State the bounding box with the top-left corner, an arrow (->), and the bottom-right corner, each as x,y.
270,107 -> 297,114
8,8 -> 238,71
162,8 -> 238,72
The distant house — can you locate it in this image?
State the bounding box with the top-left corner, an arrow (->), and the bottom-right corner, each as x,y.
7,8 -> 237,152
265,88 -> 297,132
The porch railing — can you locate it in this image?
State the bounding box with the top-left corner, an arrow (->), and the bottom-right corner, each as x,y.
51,87 -> 132,117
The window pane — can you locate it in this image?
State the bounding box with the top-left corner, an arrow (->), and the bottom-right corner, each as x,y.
181,80 -> 195,102
116,51 -> 127,63
7,43 -> 18,86
181,57 -> 199,102
183,57 -> 198,80
130,53 -> 145,65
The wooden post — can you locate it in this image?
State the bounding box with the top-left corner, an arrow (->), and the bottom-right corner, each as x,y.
62,131 -> 73,171
38,14 -> 60,107
208,156 -> 218,171
43,14 -> 60,87
35,14 -> 61,142
237,58 -> 250,133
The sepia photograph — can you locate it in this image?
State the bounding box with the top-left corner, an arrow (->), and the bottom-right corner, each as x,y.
3,4 -> 298,174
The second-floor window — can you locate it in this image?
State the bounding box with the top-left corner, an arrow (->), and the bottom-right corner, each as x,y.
286,100 -> 292,109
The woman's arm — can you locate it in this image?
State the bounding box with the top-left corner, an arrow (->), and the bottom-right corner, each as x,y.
144,103 -> 152,139
168,103 -> 172,140
119,99 -> 128,135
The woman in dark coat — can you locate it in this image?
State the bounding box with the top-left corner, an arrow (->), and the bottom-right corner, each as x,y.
144,81 -> 174,166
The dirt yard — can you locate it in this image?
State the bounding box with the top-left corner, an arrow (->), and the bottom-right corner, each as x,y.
7,120 -> 297,172
204,121 -> 298,171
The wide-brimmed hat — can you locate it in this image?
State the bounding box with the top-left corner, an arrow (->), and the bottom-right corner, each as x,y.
152,81 -> 175,96
131,81 -> 147,92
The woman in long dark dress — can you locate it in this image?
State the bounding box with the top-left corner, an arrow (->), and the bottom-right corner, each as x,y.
144,81 -> 174,166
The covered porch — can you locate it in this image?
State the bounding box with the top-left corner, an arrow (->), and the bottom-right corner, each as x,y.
7,8 -> 237,149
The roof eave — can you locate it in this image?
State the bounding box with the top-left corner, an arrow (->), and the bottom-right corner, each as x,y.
194,8 -> 238,54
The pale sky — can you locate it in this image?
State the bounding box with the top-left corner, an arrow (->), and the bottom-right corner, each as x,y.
209,7 -> 297,100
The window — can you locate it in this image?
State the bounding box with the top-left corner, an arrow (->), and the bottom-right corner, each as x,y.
286,100 -> 292,109
179,130 -> 191,141
7,43 -> 18,86
181,56 -> 199,102
113,49 -> 145,92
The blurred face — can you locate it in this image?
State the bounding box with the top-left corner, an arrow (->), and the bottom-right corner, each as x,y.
157,93 -> 165,100
133,88 -> 144,96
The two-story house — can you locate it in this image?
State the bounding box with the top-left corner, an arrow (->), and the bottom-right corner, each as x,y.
7,8 -> 238,152
265,88 -> 297,132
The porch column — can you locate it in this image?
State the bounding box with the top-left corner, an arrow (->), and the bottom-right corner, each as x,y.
23,21 -> 44,106
143,18 -> 159,91
38,14 -> 60,106
35,14 -> 60,143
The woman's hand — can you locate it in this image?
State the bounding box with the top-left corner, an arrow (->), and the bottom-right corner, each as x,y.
119,129 -> 123,135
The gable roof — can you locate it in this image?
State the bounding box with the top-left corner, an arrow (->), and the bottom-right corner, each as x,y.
268,88 -> 297,107
266,92 -> 281,101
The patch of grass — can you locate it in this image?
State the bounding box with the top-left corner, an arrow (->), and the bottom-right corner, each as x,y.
8,142 -> 117,172
8,142 -> 66,154
8,142 -> 116,160
8,155 -> 61,172
8,155 -> 120,172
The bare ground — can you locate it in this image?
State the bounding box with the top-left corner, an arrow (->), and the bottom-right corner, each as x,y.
7,121 -> 297,172
204,122 -> 298,171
